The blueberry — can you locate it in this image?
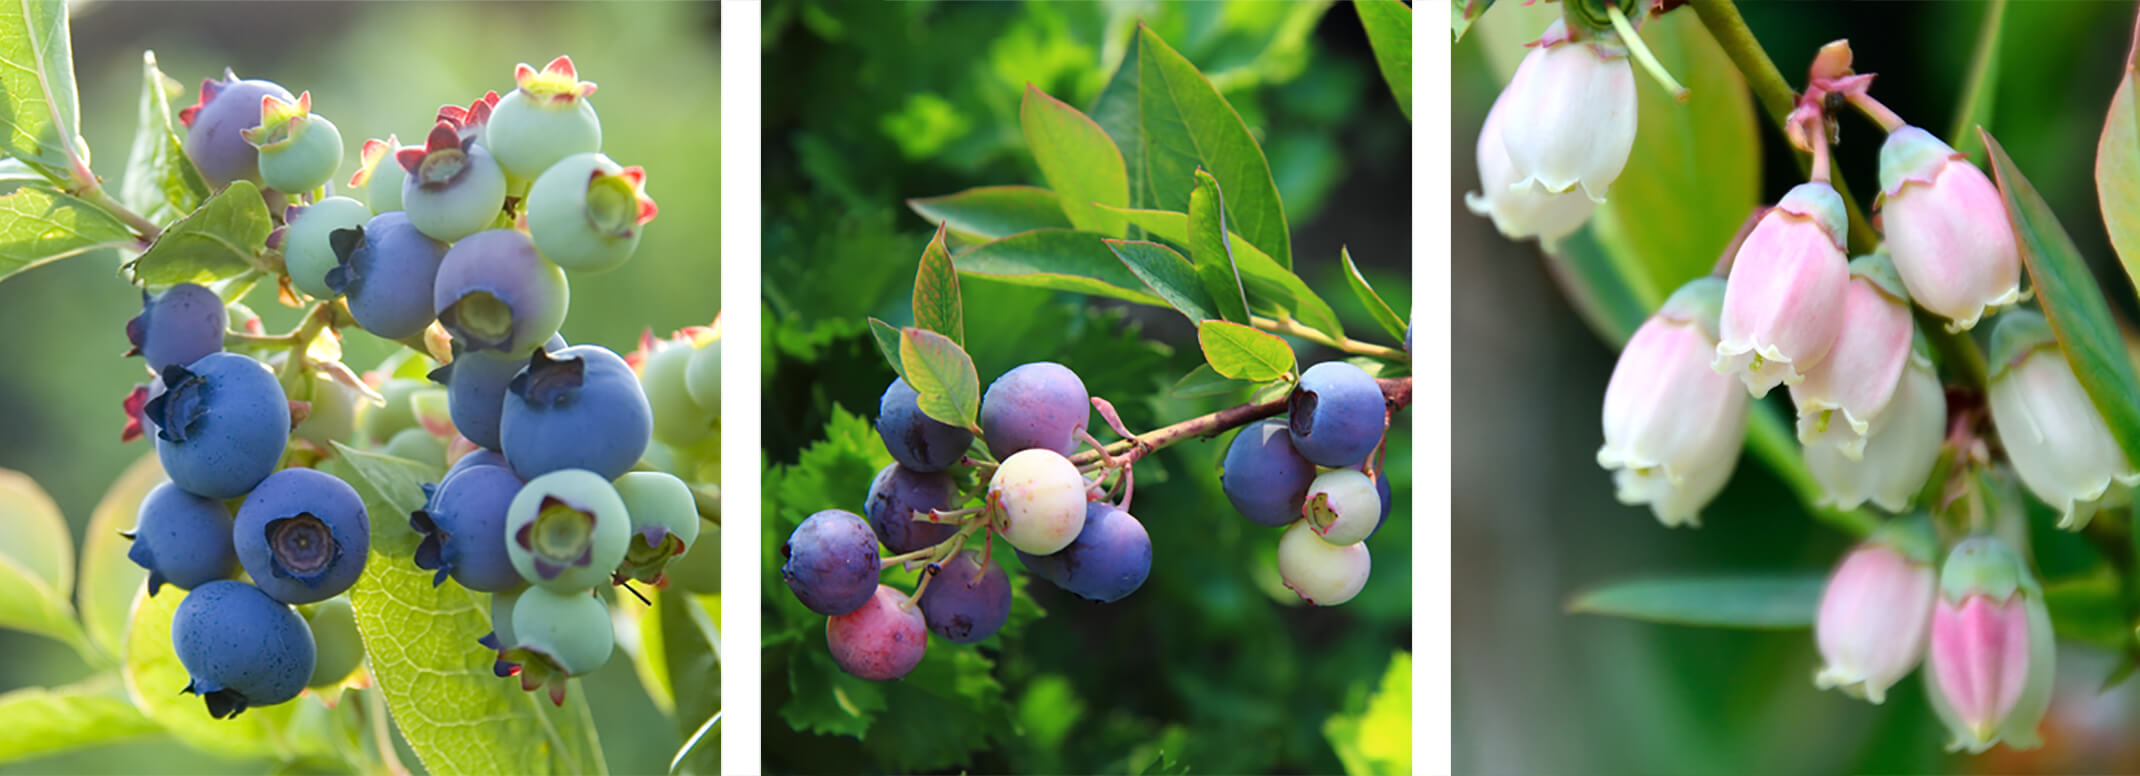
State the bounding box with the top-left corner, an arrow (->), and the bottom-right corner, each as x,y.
500,345 -> 651,481
505,469 -> 630,592
683,327 -> 720,414
485,57 -> 603,181
327,211 -> 448,340
863,463 -> 958,554
1220,420 -> 1316,527
1276,520 -> 1370,606
782,510 -> 880,616
877,377 -> 974,472
444,448 -> 509,485
412,463 -> 526,592
1370,465 -> 1392,540
283,197 -> 371,299
504,586 -> 614,705
291,369 -> 360,447
977,362 -> 1090,459
234,467 -> 369,605
431,334 -> 566,451
397,121 -> 508,242
126,283 -> 226,372
433,230 -> 571,356
481,587 -> 525,678
120,376 -> 165,444
382,427 -> 445,468
916,550 -> 1010,644
348,135 -> 408,213
1288,362 -> 1387,467
125,481 -> 239,595
179,72 -> 294,188
988,448 -> 1087,556
147,353 -> 290,499
613,471 -> 702,584
1018,501 -> 1151,603
1303,469 -> 1380,546
304,597 -> 365,689
640,334 -> 717,448
526,152 -> 656,274
362,378 -> 429,444
241,92 -> 342,194
826,584 -> 927,681
172,580 -> 315,718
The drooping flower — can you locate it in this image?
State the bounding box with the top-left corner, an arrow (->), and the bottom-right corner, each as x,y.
1924,536 -> 2054,754
1879,126 -> 2022,332
1597,277 -> 1749,527
1805,335 -> 1946,512
1986,311 -> 2140,530
1814,513 -> 1938,703
1497,20 -> 1638,202
1466,43 -> 1597,249
1714,182 -> 1851,398
1791,252 -> 1916,459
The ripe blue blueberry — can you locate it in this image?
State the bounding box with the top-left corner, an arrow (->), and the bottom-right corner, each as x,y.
179,72 -> 294,188
234,467 -> 370,605
327,210 -> 449,340
445,448 -> 509,485
877,377 -> 974,472
614,471 -> 702,584
283,197 -> 371,299
916,550 -> 1011,644
505,469 -> 631,592
1220,420 -> 1317,527
863,463 -> 958,554
1371,466 -> 1392,540
782,509 -> 880,616
147,353 -> 290,499
433,230 -> 571,357
304,597 -> 365,689
127,283 -> 226,372
172,580 -> 315,718
526,152 -> 657,273
397,121 -> 508,242
126,481 -> 239,595
431,334 -> 566,451
500,345 -> 651,481
827,584 -> 927,681
1018,502 -> 1152,603
1288,362 -> 1387,467
485,57 -> 603,180
240,92 -> 341,194
978,362 -> 1090,459
412,463 -> 527,592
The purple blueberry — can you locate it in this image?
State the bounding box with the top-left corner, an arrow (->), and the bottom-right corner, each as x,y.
233,468 -> 370,605
126,283 -> 226,372
1288,362 -> 1387,467
977,362 -> 1091,459
327,211 -> 448,340
125,481 -> 239,595
412,463 -> 526,592
1371,466 -> 1392,540
863,463 -> 958,554
826,584 -> 927,681
1220,420 -> 1316,527
782,510 -> 880,616
916,550 -> 1011,644
431,334 -> 566,451
146,353 -> 290,499
499,345 -> 651,481
433,230 -> 571,356
445,448 -> 509,484
1018,502 -> 1152,603
172,580 -> 315,718
877,377 -> 974,472
179,72 -> 294,188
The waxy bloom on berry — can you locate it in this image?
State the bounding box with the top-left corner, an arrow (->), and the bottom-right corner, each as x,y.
1597,278 -> 1749,527
1464,56 -> 1596,249
1791,252 -> 1916,459
1925,537 -> 2054,754
1986,311 -> 2139,530
1814,514 -> 1937,704
1805,338 -> 1945,512
1497,20 -> 1637,201
1714,182 -> 1851,398
1879,126 -> 2022,331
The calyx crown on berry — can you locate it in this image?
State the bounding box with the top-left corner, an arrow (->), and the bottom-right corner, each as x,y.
515,56 -> 597,104
396,121 -> 475,183
239,92 -> 314,149
348,135 -> 398,188
589,164 -> 658,233
439,91 -> 501,134
178,67 -> 240,128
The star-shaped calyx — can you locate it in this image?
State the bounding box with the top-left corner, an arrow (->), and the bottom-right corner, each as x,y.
239,91 -> 318,150
396,121 -> 480,189
347,134 -> 399,188
585,164 -> 657,239
178,68 -> 241,128
514,56 -> 598,105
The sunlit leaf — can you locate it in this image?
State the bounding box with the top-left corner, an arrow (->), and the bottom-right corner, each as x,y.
125,180 -> 272,289
899,327 -> 982,432
952,229 -> 1168,308
1021,84 -> 1128,237
0,184 -> 137,283
120,50 -> 209,228
907,185 -> 1071,244
1357,0 -> 1413,119
0,680 -> 161,766
0,468 -> 89,655
1188,169 -> 1250,324
1197,320 -> 1295,382
0,0 -> 84,176
913,223 -> 964,346
1104,238 -> 1215,324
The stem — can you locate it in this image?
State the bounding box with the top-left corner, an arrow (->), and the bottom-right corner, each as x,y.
77,184 -> 162,243
1844,91 -> 1908,133
1807,113 -> 1833,183
367,684 -> 411,776
1608,3 -> 1689,101
1947,0 -> 2008,159
691,483 -> 721,526
1251,315 -> 1408,361
1067,376 -> 1412,467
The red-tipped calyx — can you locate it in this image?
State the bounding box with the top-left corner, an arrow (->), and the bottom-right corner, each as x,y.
515,55 -> 597,104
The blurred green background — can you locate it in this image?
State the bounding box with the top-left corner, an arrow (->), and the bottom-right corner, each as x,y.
760,1 -> 1411,773
0,2 -> 718,773
1455,2 -> 2140,774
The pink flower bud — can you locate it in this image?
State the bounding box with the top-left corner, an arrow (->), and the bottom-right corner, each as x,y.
1805,346 -> 1946,512
1791,253 -> 1915,459
1598,278 -> 1749,527
1714,183 -> 1851,398
1497,20 -> 1637,202
1814,515 -> 1937,704
1925,537 -> 2054,754
1465,65 -> 1596,250
1879,126 -> 2022,331
1986,312 -> 2140,530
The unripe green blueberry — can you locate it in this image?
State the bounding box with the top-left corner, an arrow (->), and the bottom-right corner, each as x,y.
398,122 -> 507,243
362,379 -> 432,444
640,334 -> 715,448
614,471 -> 701,584
242,93 -> 342,194
283,197 -> 371,299
526,152 -> 656,274
486,56 -> 603,180
1303,469 -> 1381,546
382,427 -> 446,468
304,598 -> 365,689
1276,520 -> 1370,606
987,448 -> 1087,555
509,585 -> 614,676
506,469 -> 631,591
349,136 -> 407,214
683,328 -> 720,413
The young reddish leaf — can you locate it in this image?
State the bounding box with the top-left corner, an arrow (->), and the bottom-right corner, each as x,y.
912,223 -> 964,347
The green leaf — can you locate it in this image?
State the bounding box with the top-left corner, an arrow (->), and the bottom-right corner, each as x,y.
641,588 -> 719,776
1021,84 -> 1129,237
1567,575 -> 1824,629
1126,24 -> 1293,269
1103,238 -> 1216,324
125,179 -> 272,289
0,468 -> 89,655
1948,0 -> 2006,162
906,185 -> 1071,244
1357,0 -> 1413,120
1101,206 -> 1343,337
78,454 -> 164,662
331,443 -> 606,776
1170,363 -> 1257,398
952,229 -> 1169,308
899,327 -> 982,432
121,586 -> 332,760
1196,320 -> 1295,382
1323,651 -> 1412,776
1451,0 -> 1494,44
1091,37 -> 1150,217
2095,22 -> 2140,304
0,184 -> 137,283
0,681 -> 161,766
1188,169 -> 1250,324
1340,246 -> 1408,343
2043,571 -> 2128,649
913,223 -> 964,346
0,0 -> 83,176
120,51 -> 209,229
1984,131 -> 2140,469
868,316 -> 909,383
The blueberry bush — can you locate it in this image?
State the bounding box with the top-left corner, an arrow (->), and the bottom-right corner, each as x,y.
761,2 -> 1413,772
0,4 -> 718,774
